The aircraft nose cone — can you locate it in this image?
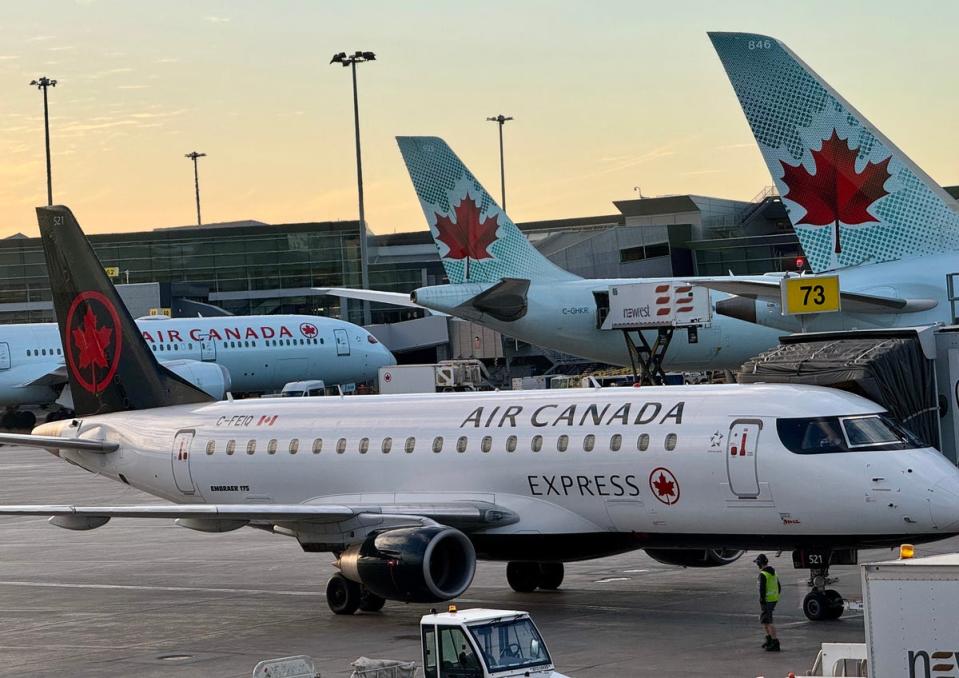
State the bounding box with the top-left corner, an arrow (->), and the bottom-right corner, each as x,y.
930,478 -> 959,533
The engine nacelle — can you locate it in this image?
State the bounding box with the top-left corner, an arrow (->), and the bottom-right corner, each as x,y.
162,360 -> 232,399
338,526 -> 476,602
644,548 -> 744,568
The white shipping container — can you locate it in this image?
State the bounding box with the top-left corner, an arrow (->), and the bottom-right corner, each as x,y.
862,553 -> 959,678
378,365 -> 438,394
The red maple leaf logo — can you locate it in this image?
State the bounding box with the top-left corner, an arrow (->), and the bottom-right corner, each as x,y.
779,131 -> 891,254
652,473 -> 675,498
300,323 -> 318,338
72,306 -> 111,370
433,194 -> 499,262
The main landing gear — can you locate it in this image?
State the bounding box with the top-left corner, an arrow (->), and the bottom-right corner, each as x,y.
325,573 -> 386,615
506,562 -> 564,592
794,549 -> 856,621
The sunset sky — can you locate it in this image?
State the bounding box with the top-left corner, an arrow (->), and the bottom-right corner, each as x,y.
0,1 -> 956,236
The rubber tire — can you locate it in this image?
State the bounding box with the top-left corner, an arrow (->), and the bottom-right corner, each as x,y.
1,411 -> 17,430
326,573 -> 361,615
803,591 -> 830,621
358,588 -> 386,613
538,562 -> 565,590
15,411 -> 35,429
824,589 -> 844,620
506,561 -> 540,593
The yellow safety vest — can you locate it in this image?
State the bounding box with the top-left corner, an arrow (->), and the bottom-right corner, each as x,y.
761,570 -> 780,603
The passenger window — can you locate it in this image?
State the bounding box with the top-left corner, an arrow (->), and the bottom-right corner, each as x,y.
206,440 -> 215,455
665,433 -> 677,451
226,440 -> 236,456
583,434 -> 595,452
382,437 -> 392,454
289,438 -> 299,455
359,437 -> 369,454
336,437 -> 347,454
432,436 -> 443,453
557,434 -> 569,452
405,437 -> 415,454
481,436 -> 492,453
638,433 -> 650,451
610,433 -> 622,451
246,439 -> 256,455
506,435 -> 517,453
531,435 -> 543,452
456,436 -> 468,453
312,438 -> 323,454
267,439 -> 277,455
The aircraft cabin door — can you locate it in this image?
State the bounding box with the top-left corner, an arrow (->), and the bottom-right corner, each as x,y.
199,338 -> 216,362
171,429 -> 196,495
334,328 -> 351,356
726,419 -> 762,498
0,342 -> 10,370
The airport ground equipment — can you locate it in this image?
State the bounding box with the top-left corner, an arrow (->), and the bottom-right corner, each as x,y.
378,360 -> 488,394
418,608 -> 568,678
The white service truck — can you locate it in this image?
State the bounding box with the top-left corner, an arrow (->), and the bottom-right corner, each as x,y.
378,361 -> 487,395
863,553 -> 959,678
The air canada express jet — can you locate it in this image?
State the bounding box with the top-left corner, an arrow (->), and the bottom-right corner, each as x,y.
2,204 -> 958,622
0,310 -> 394,426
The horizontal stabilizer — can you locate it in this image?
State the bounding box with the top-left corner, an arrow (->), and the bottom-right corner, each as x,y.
695,279 -> 937,314
313,287 -> 448,316
0,433 -> 118,453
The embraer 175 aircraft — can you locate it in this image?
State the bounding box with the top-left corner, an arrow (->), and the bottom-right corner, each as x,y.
3,204 -> 959,621
694,33 -> 954,330
0,310 -> 395,425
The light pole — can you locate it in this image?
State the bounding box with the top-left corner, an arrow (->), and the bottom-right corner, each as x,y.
30,76 -> 57,206
486,114 -> 513,210
331,50 -> 375,325
184,151 -> 206,226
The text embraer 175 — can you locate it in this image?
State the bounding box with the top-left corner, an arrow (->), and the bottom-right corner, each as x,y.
3,205 -> 959,621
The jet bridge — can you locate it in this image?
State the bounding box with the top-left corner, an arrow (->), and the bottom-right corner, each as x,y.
594,282 -> 711,385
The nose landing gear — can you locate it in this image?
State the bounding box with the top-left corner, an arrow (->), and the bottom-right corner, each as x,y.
793,548 -> 857,621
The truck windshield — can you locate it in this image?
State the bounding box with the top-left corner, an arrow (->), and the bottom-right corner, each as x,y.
777,414 -> 922,454
467,617 -> 551,674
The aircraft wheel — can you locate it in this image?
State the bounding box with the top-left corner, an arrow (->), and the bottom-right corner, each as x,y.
802,591 -> 831,621
506,561 -> 540,593
358,588 -> 386,613
824,589 -> 844,619
15,411 -> 36,429
538,562 -> 565,590
326,573 -> 361,615
0,411 -> 17,429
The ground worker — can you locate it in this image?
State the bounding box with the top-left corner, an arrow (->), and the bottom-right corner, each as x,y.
755,553 -> 781,651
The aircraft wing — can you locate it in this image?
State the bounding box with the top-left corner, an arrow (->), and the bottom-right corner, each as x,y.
14,363 -> 67,388
695,279 -> 938,314
0,433 -> 118,453
313,287 -> 448,316
0,501 -> 517,531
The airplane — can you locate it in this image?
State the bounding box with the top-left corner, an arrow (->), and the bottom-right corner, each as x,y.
0,312 -> 395,427
697,32 -> 957,332
2,203 -> 958,622
320,134 -> 940,376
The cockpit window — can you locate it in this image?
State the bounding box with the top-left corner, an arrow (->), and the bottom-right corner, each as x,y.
777,414 -> 920,454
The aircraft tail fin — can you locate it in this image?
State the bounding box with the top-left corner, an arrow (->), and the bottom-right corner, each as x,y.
37,205 -> 214,417
397,136 -> 579,284
709,31 -> 959,272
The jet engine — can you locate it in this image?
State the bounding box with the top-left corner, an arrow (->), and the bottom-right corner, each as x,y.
644,548 -> 744,568
337,526 -> 476,602
162,360 -> 232,399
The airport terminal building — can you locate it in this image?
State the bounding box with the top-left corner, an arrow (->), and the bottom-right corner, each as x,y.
6,185 -> 954,373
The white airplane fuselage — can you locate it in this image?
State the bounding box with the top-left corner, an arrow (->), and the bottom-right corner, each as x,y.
0,315 -> 395,406
43,383 -> 959,558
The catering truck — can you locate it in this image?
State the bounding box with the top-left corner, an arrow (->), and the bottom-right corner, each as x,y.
862,553 -> 959,678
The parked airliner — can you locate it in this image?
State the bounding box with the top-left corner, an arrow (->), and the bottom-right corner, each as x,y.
322,133 -> 939,372
0,310 -> 395,425
2,204 -> 958,621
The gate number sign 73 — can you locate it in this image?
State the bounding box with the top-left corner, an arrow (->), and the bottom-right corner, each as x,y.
781,275 -> 841,315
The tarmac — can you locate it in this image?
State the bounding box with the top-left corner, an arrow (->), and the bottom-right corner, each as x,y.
0,444 -> 954,678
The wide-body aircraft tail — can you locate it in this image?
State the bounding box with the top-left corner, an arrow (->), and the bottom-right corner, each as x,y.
397,136 -> 580,285
710,31 -> 959,273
